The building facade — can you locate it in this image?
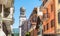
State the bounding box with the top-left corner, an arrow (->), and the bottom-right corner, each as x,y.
0,0 -> 14,36
41,0 -> 60,36
29,7 -> 40,36
21,20 -> 29,36
55,0 -> 60,36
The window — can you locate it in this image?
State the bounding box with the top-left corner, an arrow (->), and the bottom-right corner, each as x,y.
44,25 -> 45,31
43,1 -> 44,6
43,8 -> 49,19
44,25 -> 46,31
51,4 -> 53,12
46,8 -> 49,18
58,12 -> 60,23
32,16 -> 37,22
4,8 -> 10,17
37,31 -> 40,35
20,12 -> 25,15
0,5 -> 2,13
58,0 -> 60,3
51,19 -> 55,27
0,26 -> 1,28
46,8 -> 48,13
46,23 -> 49,30
43,14 -> 45,19
34,10 -> 37,14
43,13 -> 48,19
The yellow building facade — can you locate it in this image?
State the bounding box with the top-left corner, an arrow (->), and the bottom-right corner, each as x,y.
55,0 -> 60,34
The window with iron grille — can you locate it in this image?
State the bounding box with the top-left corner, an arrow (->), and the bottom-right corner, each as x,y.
51,19 -> 54,27
43,14 -> 46,19
58,12 -> 60,23
43,13 -> 48,19
58,0 -> 60,3
0,5 -> 2,13
32,16 -> 37,22
51,4 -> 53,12
46,8 -> 49,18
44,25 -> 45,31
46,23 -> 49,30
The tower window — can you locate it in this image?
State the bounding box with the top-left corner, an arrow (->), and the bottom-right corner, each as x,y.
46,8 -> 49,18
43,13 -> 48,19
51,19 -> 55,27
20,12 -> 25,15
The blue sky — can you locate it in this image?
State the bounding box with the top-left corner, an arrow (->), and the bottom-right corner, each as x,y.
13,0 -> 42,28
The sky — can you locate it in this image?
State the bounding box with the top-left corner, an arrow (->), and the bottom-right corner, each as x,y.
13,0 -> 42,28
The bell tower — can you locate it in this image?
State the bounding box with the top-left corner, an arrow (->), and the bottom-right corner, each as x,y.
19,7 -> 26,36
